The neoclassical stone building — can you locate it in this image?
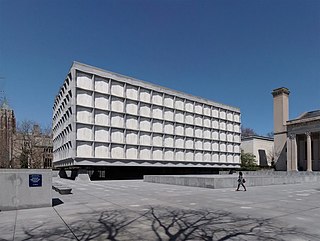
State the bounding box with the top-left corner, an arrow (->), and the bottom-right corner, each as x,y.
272,87 -> 320,171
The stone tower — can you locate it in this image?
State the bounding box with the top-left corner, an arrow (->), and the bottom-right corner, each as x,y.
0,98 -> 16,168
272,87 -> 290,170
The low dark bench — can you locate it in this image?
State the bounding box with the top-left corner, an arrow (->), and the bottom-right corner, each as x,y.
52,183 -> 72,195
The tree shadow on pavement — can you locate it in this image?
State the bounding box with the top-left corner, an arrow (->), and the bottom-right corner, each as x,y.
20,206 -> 316,241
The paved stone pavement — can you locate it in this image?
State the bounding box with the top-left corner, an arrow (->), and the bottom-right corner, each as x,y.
1,178 -> 320,241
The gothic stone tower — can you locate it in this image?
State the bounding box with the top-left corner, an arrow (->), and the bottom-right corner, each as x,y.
0,99 -> 16,168
272,87 -> 290,170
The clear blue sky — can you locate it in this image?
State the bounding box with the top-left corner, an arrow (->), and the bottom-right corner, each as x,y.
1,0 -> 319,135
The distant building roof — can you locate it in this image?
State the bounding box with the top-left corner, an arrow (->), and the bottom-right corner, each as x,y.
287,109 -> 320,125
0,97 -> 10,110
298,110 -> 320,119
241,135 -> 274,141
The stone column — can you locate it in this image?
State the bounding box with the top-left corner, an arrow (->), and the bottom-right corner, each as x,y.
287,134 -> 297,171
306,132 -> 312,171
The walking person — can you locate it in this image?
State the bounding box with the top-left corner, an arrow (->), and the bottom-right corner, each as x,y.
236,171 -> 247,191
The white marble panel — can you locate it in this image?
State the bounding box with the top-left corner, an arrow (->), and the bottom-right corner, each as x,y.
77,89 -> 93,107
212,130 -> 219,140
220,154 -> 226,162
126,130 -> 138,145
203,141 -> 211,151
176,150 -> 184,161
77,142 -> 92,157
140,118 -> 151,131
164,135 -> 174,147
95,76 -> 109,93
140,88 -> 151,102
220,110 -> 226,119
175,98 -> 184,110
164,95 -> 174,107
175,124 -> 184,136
185,138 -> 193,149
95,94 -> 109,110
220,132 -> 226,141
77,72 -> 92,90
227,133 -> 233,142
175,111 -> 184,123
195,139 -> 203,150
227,123 -> 233,132
95,127 -> 109,142
77,124 -> 93,140
185,101 -> 194,112
111,144 -> 124,158
164,149 -> 174,160
77,107 -> 93,124
195,151 -> 203,161
152,120 -> 163,132
203,152 -> 211,162
140,132 -> 151,145
126,116 -> 138,129
152,148 -> 163,160
195,127 -> 203,138
195,115 -> 202,126
152,92 -> 163,105
126,85 -> 138,100
203,105 -> 211,116
220,143 -> 226,152
227,144 -> 233,153
212,142 -> 219,151
186,151 -> 194,161
152,134 -> 163,146
164,122 -> 174,134
234,145 -> 240,153
185,126 -> 194,137
220,121 -> 226,130
111,129 -> 124,143
234,134 -> 240,143
175,137 -> 184,148
126,146 -> 138,159
234,155 -> 240,163
203,128 -> 211,139
234,114 -> 240,122
234,124 -> 240,133
203,117 -> 211,128
212,119 -> 219,129
111,113 -> 124,128
111,97 -> 124,112
95,144 -> 109,158
227,112 -> 233,121
152,106 -> 163,119
140,147 -> 151,159
111,81 -> 124,97
126,100 -> 138,115
195,103 -> 202,114
140,103 -> 151,117
185,113 -> 194,125
212,153 -> 219,162
164,108 -> 174,121
212,108 -> 219,118
95,111 -> 109,126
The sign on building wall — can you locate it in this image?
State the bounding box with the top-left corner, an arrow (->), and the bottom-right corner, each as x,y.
29,174 -> 42,187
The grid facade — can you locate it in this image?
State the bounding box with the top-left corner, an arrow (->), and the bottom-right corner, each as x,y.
53,62 -> 241,168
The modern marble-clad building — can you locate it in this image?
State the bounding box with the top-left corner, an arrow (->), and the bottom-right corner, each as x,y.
53,62 -> 241,173
272,87 -> 320,171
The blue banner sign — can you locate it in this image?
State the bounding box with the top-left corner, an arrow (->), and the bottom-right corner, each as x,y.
29,174 -> 42,187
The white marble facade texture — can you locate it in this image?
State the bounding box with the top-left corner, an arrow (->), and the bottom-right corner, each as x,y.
53,62 -> 241,168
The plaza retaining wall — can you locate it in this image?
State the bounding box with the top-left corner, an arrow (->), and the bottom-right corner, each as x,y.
0,169 -> 52,211
144,172 -> 320,189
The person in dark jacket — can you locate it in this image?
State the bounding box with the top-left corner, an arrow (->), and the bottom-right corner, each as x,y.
236,171 -> 246,191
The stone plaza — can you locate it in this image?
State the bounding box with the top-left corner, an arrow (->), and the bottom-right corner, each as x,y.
1,177 -> 320,241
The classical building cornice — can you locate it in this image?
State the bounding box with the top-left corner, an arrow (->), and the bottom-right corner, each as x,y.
271,87 -> 290,97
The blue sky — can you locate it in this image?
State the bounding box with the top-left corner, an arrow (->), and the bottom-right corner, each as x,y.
0,0 -> 319,135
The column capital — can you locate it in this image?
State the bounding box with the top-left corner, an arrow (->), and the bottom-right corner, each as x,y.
288,133 -> 296,140
305,131 -> 311,137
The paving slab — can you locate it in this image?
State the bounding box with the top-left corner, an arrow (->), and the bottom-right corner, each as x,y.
1,178 -> 320,240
